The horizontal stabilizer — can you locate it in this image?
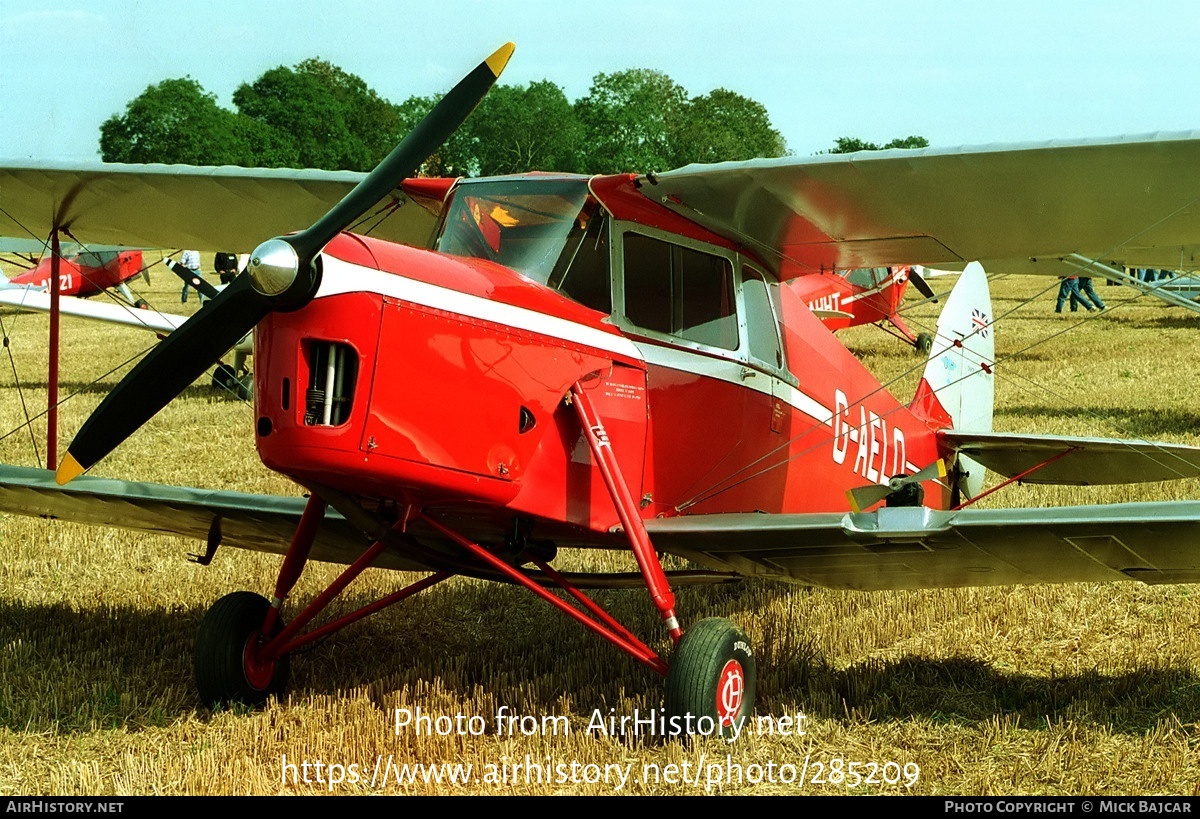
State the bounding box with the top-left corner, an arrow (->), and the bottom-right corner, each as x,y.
939,430 -> 1200,485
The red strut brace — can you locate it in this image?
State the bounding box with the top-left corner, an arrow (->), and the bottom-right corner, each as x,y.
569,381 -> 682,643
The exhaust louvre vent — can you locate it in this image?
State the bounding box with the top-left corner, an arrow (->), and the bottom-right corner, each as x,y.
303,341 -> 357,426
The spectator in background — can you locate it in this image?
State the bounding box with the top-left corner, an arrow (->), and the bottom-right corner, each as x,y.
180,249 -> 202,303
214,252 -> 239,285
1055,275 -> 1092,313
1078,276 -> 1105,310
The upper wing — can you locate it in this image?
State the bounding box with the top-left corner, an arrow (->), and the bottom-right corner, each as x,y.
646,503 -> 1200,591
0,161 -> 445,251
648,132 -> 1200,276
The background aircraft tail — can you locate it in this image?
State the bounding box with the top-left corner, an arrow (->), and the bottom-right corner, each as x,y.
910,261 -> 995,499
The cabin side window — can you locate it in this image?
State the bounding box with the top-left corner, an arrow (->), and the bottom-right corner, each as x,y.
621,232 -> 738,351
742,266 -> 784,369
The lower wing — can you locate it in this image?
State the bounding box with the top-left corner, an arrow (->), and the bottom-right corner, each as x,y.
1,465 -> 1197,593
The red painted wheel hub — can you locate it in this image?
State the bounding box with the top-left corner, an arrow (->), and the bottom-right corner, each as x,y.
716,659 -> 745,726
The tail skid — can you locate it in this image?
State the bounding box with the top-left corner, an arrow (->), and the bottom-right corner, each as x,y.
911,261 -> 995,499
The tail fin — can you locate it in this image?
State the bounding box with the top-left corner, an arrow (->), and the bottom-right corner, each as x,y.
910,261 -> 995,499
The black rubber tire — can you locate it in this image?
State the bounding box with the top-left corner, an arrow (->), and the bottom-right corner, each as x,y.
212,363 -> 252,401
195,591 -> 289,708
915,332 -> 934,355
134,298 -> 149,310
666,618 -> 755,738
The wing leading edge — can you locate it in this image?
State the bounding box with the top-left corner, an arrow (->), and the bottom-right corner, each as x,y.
0,162 -> 443,252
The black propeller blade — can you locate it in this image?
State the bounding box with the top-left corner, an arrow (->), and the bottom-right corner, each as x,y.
164,258 -> 221,300
57,42 -> 515,485
907,267 -> 938,302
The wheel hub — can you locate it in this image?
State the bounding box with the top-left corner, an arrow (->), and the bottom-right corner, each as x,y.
716,658 -> 745,726
242,636 -> 278,691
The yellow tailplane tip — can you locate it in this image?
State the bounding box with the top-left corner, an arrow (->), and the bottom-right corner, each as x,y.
56,453 -> 84,485
486,42 -> 516,77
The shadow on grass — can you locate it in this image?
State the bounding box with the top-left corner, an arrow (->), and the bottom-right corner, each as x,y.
761,652 -> 1198,733
2,581 -> 1195,737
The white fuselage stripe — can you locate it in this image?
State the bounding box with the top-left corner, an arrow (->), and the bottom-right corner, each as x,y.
315,256 -> 644,361
634,341 -> 834,426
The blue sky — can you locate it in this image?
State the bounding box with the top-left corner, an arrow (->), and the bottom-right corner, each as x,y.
3,0 -> 1199,163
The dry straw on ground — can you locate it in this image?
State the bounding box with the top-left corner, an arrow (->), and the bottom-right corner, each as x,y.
0,264 -> 1197,795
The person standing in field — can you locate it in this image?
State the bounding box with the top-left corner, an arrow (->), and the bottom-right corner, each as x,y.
1078,276 -> 1105,310
180,249 -> 203,303
1055,275 -> 1091,313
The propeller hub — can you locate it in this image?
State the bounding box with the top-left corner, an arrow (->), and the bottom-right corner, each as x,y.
248,238 -> 302,298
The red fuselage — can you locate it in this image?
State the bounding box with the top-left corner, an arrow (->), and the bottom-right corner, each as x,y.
10,249 -> 143,296
251,176 -> 948,545
787,266 -> 917,341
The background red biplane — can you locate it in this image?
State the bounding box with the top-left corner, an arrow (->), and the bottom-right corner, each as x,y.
786,265 -> 935,352
3,44 -> 1200,731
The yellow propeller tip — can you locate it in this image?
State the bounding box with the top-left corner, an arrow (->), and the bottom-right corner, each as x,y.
486,42 -> 516,77
55,453 -> 84,486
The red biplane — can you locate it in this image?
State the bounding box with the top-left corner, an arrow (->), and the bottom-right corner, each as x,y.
786,264 -> 935,352
6,246 -> 147,301
4,44 -> 1200,732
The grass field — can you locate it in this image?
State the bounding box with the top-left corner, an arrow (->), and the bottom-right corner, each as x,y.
0,261 -> 1197,795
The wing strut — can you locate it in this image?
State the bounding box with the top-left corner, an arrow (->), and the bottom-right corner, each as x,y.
569,380 -> 683,643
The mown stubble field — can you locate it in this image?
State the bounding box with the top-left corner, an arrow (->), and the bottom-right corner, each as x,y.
0,262 -> 1197,795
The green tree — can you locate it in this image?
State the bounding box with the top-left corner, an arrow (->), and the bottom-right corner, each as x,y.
232,66 -> 362,170
828,135 -> 929,153
394,94 -> 479,176
671,88 -> 787,165
575,69 -> 688,174
470,81 -> 583,175
99,77 -> 246,165
294,58 -> 403,165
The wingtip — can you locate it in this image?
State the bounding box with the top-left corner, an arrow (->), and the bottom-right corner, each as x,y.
55,453 -> 84,485
485,42 -> 515,78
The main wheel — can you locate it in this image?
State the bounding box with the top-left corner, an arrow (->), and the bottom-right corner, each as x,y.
212,363 -> 252,400
666,618 -> 755,738
915,331 -> 934,355
195,591 -> 289,708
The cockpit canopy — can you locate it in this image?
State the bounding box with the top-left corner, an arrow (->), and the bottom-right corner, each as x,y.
434,177 -> 610,313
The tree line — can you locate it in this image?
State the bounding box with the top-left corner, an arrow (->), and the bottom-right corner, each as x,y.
100,61 -> 788,176
99,59 -> 927,175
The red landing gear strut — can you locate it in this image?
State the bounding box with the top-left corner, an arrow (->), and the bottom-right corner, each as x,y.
193,381 -> 755,733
